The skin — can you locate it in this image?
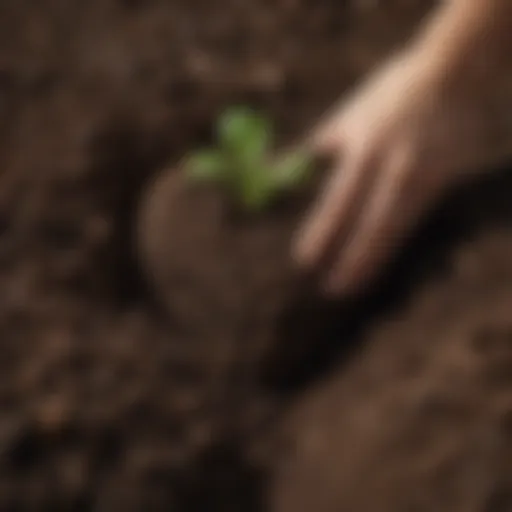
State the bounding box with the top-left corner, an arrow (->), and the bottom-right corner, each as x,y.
293,0 -> 512,297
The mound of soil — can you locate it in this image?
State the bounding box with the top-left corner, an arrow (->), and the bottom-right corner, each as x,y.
136,163 -> 348,386
4,0 -> 512,511
272,220 -> 512,512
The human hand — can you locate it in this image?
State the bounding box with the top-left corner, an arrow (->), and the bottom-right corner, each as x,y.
293,52 -> 464,296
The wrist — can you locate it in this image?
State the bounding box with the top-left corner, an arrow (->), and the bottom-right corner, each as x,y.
411,0 -> 509,82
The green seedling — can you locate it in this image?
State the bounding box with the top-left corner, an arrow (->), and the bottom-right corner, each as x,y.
185,106 -> 313,212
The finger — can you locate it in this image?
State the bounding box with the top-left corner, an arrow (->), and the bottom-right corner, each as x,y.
293,150 -> 377,269
323,150 -> 419,296
307,107 -> 346,155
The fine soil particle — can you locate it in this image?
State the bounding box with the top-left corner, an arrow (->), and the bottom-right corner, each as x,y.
4,0 -> 512,511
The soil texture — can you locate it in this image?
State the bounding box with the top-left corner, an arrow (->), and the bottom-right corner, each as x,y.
2,1 -> 512,511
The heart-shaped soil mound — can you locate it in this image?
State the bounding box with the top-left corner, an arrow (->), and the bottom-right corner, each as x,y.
136,166 -> 343,381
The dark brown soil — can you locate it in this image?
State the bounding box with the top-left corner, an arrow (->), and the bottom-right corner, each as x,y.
136,160 -> 345,389
271,207 -> 512,512
3,0 -> 512,511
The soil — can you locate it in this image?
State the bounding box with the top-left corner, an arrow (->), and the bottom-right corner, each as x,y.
2,0 -> 512,511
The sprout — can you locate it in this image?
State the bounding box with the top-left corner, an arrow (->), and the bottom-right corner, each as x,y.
186,106 -> 313,212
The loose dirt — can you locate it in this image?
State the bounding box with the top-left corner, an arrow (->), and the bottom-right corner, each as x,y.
2,1 -> 512,511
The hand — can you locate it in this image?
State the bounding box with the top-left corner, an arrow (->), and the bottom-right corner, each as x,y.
293,51 -> 464,297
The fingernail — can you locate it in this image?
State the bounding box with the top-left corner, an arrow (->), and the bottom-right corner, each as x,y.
292,226 -> 314,265
293,241 -> 312,269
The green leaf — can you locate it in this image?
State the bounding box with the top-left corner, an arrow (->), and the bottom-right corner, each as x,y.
240,180 -> 273,211
186,150 -> 226,182
236,164 -> 274,211
184,106 -> 308,213
217,106 -> 273,164
271,150 -> 313,190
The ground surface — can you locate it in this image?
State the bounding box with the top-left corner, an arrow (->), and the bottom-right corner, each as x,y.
1,0 -> 512,510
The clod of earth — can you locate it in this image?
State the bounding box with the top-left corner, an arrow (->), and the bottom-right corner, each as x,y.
135,127 -> 343,382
